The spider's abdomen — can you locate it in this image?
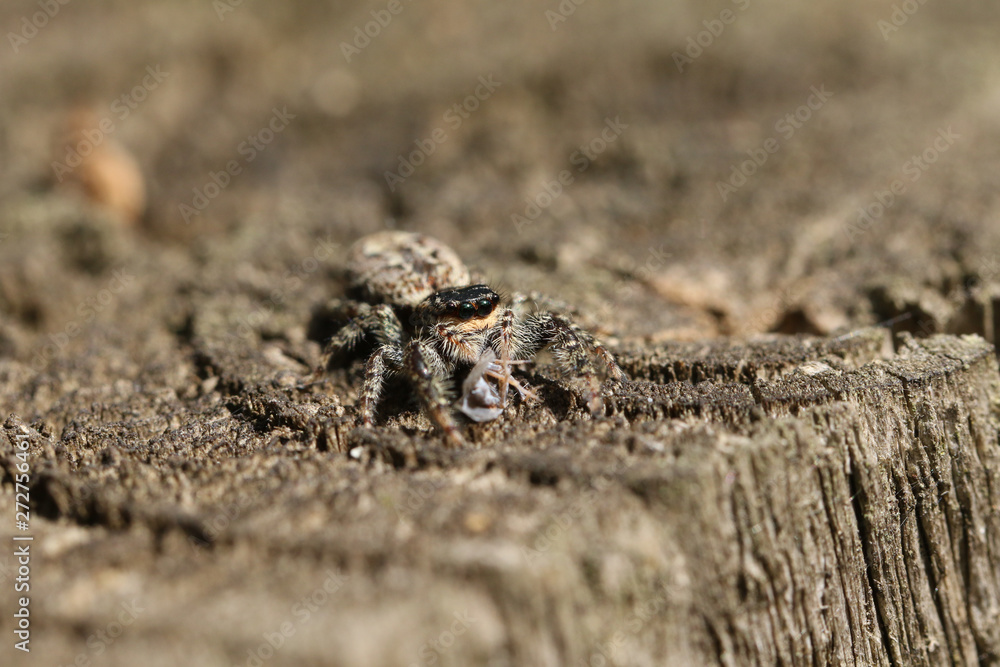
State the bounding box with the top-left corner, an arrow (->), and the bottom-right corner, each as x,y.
347,231 -> 470,307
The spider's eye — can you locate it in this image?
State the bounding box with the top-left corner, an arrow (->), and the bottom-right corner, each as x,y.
458,303 -> 476,319
477,299 -> 493,316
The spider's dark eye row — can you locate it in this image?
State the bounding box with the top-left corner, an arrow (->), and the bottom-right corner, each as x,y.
452,298 -> 496,320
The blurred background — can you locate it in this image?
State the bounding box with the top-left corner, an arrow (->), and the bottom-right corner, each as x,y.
2,0 -> 1000,664
2,0 -> 999,360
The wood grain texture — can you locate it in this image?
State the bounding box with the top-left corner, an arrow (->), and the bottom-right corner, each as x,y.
4,331 -> 998,666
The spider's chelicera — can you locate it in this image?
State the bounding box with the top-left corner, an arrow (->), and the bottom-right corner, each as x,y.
321,231 -> 627,445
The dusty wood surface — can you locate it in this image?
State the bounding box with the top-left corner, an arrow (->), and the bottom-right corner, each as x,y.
2,1 -> 1000,666
2,331 -> 999,666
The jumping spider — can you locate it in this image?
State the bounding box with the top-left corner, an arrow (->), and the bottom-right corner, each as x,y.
321,231 -> 627,445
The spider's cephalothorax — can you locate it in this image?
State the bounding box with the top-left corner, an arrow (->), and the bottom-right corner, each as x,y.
321,231 -> 627,446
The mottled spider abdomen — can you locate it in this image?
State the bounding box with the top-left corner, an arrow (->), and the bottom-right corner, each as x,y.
347,231 -> 470,307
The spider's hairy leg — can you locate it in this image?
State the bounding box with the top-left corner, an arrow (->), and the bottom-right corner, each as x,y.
522,305 -> 627,382
405,340 -> 464,446
583,331 -> 628,383
520,312 -> 627,415
358,343 -> 404,426
319,303 -> 404,373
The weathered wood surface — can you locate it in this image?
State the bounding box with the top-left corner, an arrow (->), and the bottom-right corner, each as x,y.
3,330 -> 998,666
3,2 -> 1000,665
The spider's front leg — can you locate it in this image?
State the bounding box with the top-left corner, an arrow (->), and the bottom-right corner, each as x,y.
519,312 -> 627,415
405,340 -> 464,447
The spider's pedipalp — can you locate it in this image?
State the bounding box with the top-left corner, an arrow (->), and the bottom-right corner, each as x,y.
490,305 -> 525,405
